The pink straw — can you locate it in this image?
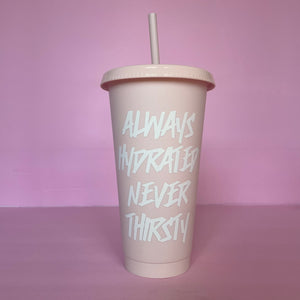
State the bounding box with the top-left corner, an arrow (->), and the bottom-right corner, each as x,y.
148,13 -> 160,64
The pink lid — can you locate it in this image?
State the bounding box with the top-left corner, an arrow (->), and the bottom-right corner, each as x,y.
101,64 -> 215,91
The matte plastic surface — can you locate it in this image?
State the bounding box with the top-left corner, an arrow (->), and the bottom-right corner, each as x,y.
101,64 -> 215,91
103,70 -> 214,277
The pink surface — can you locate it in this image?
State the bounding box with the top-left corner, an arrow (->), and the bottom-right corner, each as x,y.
1,206 -> 300,299
0,0 -> 299,206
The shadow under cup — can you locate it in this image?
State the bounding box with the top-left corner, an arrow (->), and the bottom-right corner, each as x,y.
101,64 -> 215,278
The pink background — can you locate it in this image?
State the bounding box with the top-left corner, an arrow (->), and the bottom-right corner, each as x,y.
0,0 -> 299,206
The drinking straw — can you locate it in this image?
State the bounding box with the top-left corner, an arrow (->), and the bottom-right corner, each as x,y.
148,13 -> 160,64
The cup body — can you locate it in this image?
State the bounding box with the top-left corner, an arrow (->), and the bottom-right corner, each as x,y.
101,65 -> 215,278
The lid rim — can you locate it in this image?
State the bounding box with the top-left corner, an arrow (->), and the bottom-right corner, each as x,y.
101,64 -> 215,91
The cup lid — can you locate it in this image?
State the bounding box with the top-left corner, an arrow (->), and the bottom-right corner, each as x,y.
101,64 -> 215,91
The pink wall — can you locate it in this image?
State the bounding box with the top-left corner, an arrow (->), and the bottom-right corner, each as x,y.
0,0 -> 299,206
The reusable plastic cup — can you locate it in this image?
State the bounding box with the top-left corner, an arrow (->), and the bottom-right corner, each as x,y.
101,64 -> 215,278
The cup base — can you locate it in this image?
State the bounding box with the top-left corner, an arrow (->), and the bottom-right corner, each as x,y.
124,257 -> 190,278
